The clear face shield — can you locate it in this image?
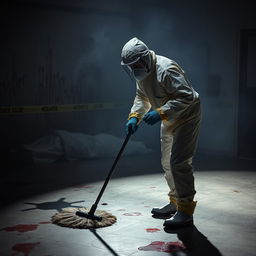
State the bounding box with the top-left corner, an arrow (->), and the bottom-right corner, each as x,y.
121,52 -> 152,81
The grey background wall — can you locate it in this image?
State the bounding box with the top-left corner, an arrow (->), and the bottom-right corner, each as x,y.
1,0 -> 255,156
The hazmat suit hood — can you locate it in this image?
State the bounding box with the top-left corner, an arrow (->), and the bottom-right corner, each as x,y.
121,37 -> 152,81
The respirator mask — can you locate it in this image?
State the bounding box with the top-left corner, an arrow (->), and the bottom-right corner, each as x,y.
121,37 -> 152,81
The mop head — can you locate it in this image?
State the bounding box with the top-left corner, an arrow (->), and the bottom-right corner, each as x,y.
51,207 -> 117,229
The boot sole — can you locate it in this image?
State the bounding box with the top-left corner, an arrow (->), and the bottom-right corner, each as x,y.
152,213 -> 174,220
163,219 -> 194,228
151,211 -> 175,216
151,209 -> 176,216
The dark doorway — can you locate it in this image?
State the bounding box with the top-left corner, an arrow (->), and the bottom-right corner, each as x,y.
238,29 -> 256,159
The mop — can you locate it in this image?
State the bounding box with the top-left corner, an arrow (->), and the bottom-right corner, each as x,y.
51,131 -> 132,229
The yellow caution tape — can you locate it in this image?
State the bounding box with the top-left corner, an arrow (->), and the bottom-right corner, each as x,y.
0,102 -> 126,115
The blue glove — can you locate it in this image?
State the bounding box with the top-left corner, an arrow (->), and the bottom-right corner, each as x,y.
126,117 -> 138,134
143,110 -> 161,125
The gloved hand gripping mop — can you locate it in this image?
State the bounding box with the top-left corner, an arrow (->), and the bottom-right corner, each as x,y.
51,130 -> 133,229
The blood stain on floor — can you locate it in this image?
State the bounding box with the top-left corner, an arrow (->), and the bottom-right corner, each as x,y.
138,241 -> 185,253
12,242 -> 40,256
1,224 -> 38,233
145,228 -> 161,233
123,212 -> 142,216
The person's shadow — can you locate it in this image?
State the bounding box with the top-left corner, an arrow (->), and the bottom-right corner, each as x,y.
164,225 -> 223,256
21,197 -> 85,212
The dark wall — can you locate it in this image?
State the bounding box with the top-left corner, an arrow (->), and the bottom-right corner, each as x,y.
0,0 -> 255,155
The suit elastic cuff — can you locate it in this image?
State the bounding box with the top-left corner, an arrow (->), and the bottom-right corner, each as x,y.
155,108 -> 169,121
128,112 -> 141,121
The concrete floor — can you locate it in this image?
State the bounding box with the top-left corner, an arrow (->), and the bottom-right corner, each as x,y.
0,152 -> 255,256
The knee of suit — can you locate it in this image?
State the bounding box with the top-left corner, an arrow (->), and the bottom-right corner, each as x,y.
161,158 -> 171,168
161,154 -> 172,166
170,156 -> 193,167
170,160 -> 193,174
164,170 -> 173,177
162,167 -> 172,175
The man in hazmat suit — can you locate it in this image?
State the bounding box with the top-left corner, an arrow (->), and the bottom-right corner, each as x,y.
121,37 -> 201,228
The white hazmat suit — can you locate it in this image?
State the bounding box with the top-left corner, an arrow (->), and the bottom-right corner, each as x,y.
121,37 -> 201,218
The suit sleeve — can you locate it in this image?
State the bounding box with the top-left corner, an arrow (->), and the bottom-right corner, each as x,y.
158,69 -> 197,120
128,83 -> 151,121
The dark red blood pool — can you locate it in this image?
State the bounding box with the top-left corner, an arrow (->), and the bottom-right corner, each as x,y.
138,241 -> 185,253
1,224 -> 38,233
12,242 -> 40,256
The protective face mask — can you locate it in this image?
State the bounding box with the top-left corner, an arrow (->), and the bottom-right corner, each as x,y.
132,68 -> 149,81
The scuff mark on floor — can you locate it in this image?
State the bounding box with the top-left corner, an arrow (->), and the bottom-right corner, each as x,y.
73,185 -> 94,191
123,212 -> 142,216
39,222 -> 51,224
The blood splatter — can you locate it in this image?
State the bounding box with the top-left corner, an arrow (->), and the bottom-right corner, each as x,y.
12,242 -> 40,256
145,228 -> 161,233
1,224 -> 38,233
39,222 -> 51,224
123,212 -> 142,216
138,241 -> 185,253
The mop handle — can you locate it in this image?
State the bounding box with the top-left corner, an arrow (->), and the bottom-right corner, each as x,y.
88,131 -> 132,215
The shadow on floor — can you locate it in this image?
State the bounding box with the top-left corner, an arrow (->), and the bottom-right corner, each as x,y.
21,197 -> 85,212
88,225 -> 223,256
164,225 -> 223,256
90,229 -> 120,256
